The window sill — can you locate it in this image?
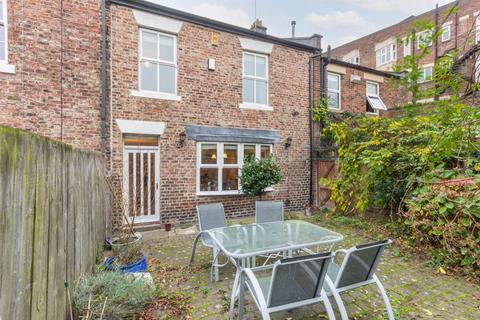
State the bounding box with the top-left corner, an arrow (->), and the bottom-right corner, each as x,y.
366,112 -> 380,116
328,107 -> 342,112
131,90 -> 181,101
197,191 -> 241,196
0,63 -> 16,74
239,103 -> 273,111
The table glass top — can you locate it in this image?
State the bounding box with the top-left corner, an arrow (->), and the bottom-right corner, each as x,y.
207,220 -> 343,258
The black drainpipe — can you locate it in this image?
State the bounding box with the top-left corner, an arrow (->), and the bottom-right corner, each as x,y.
100,0 -> 108,157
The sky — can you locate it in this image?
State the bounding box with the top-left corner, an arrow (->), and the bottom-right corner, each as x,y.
149,0 -> 454,48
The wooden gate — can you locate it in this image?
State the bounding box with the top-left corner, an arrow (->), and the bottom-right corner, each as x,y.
314,160 -> 336,207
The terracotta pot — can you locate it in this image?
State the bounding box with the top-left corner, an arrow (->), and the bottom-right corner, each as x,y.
164,223 -> 172,232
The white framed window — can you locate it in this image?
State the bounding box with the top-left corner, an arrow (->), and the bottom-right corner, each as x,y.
242,52 -> 269,107
197,142 -> 272,195
366,81 -> 387,114
0,0 -> 13,73
403,38 -> 411,57
138,28 -> 177,96
327,72 -> 341,110
418,65 -> 433,83
476,15 -> 480,44
417,30 -> 433,49
475,55 -> 480,83
345,56 -> 360,65
441,25 -> 451,42
375,43 -> 396,66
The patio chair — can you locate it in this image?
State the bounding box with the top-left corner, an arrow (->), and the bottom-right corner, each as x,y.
190,203 -> 229,281
255,200 -> 284,224
235,252 -> 336,320
323,239 -> 394,320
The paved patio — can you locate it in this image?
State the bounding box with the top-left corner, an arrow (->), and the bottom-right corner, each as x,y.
141,213 -> 480,320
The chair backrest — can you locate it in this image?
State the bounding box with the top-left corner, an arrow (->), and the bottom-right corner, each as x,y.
196,203 -> 227,232
335,239 -> 392,289
266,252 -> 333,308
255,201 -> 284,224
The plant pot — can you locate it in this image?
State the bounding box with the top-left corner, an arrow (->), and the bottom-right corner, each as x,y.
164,223 -> 172,232
305,207 -> 312,216
109,232 -> 142,256
103,254 -> 147,273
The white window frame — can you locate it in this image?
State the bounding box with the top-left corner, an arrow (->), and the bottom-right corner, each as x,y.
327,72 -> 341,110
403,38 -> 411,57
441,25 -> 451,42
476,14 -> 480,44
375,43 -> 396,67
417,30 -> 433,49
345,56 -> 360,65
137,28 -> 179,100
366,81 -> 387,114
196,142 -> 272,196
418,65 -> 433,83
240,51 -> 271,110
0,0 -> 14,74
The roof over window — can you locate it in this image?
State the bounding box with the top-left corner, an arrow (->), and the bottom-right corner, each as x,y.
186,125 -> 280,144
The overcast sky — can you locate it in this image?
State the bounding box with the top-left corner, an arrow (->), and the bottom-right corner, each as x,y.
149,0 -> 454,48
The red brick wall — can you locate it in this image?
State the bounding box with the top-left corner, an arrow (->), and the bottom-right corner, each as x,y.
108,5 -> 313,224
0,0 -> 102,151
331,0 -> 480,71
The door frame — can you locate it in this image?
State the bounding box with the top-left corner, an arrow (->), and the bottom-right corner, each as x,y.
122,145 -> 160,224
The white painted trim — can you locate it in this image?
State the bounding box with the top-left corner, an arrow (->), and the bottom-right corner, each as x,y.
443,20 -> 453,26
116,119 -> 166,135
133,9 -> 183,34
239,37 -> 273,55
0,62 -> 15,74
239,103 -> 273,111
459,14 -> 469,22
131,90 -> 181,101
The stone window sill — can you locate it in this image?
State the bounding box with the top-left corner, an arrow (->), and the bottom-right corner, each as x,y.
0,63 -> 16,74
239,103 -> 273,111
131,90 -> 181,101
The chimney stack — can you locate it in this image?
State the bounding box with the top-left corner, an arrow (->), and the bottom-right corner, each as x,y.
250,19 -> 267,34
291,20 -> 296,38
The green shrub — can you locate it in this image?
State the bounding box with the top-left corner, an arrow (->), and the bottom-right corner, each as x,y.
240,156 -> 283,196
74,271 -> 156,319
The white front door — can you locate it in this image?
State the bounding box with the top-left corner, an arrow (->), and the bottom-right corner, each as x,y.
123,146 -> 160,223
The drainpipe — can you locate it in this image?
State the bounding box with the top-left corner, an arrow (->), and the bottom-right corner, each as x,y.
100,0 -> 108,157
434,3 -> 439,101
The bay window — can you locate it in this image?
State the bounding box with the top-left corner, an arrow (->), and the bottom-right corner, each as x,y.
197,142 -> 272,195
242,52 -> 269,107
139,28 -> 177,96
375,43 -> 396,66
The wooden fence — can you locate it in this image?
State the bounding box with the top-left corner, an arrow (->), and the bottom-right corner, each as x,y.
0,127 -> 111,320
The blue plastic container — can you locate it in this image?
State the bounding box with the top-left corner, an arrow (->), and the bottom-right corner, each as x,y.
103,254 -> 147,273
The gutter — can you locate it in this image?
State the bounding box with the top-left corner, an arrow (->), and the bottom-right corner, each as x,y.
109,0 -> 318,52
101,0 -> 108,156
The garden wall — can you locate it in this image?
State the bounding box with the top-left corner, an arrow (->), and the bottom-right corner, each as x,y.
0,126 -> 111,320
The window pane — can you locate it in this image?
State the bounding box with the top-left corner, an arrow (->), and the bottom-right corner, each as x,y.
159,64 -> 175,94
0,1 -> 3,21
244,54 -> 255,76
256,56 -> 267,78
366,83 -> 378,95
224,144 -> 238,164
200,168 -> 218,191
222,168 -> 238,191
159,35 -> 174,62
243,78 -> 254,103
328,91 -> 340,109
255,80 -> 267,105
201,144 -> 217,164
368,96 -> 384,110
141,31 -> 158,59
260,145 -> 271,159
0,24 -> 4,61
244,145 -> 256,159
124,135 -> 158,146
140,61 -> 158,91
328,74 -> 339,90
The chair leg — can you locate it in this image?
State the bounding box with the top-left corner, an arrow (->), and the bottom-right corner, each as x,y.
189,233 -> 202,264
230,268 -> 241,320
373,274 -> 395,320
212,246 -> 220,282
238,273 -> 245,320
320,289 -> 336,320
324,276 -> 349,320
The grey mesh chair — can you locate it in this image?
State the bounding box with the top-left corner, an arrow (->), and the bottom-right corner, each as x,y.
324,239 -> 394,320
255,200 -> 284,224
190,203 -> 228,281
236,252 -> 336,320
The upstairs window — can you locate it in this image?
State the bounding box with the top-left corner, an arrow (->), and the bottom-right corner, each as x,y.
366,81 -> 387,114
441,25 -> 451,42
243,52 -> 268,106
417,30 -> 433,49
345,56 -> 360,65
418,65 -> 433,83
403,38 -> 411,57
327,72 -> 341,110
375,43 -> 396,66
139,29 -> 177,95
0,0 -> 6,62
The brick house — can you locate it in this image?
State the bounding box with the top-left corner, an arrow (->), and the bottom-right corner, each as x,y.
331,0 -> 480,81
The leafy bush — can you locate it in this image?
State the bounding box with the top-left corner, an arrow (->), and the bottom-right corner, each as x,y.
74,271 -> 156,319
240,156 -> 283,196
405,180 -> 480,274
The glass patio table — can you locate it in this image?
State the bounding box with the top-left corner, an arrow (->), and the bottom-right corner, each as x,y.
205,220 -> 343,319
